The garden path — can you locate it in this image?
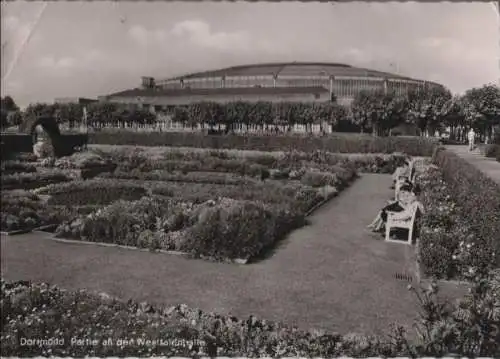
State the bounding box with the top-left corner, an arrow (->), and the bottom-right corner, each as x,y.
445,145 -> 500,185
1,174 -> 464,336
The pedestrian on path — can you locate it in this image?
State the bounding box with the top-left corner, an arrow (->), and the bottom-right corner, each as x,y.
468,128 -> 476,151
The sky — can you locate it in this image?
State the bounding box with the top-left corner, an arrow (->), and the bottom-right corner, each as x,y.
1,1 -> 499,108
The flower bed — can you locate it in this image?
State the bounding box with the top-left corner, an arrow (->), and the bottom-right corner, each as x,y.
1,161 -> 37,175
431,148 -> 500,272
97,146 -> 408,175
2,273 -> 499,357
0,191 -> 81,233
101,169 -> 259,186
50,162 -> 354,262
36,179 -> 148,206
276,150 -> 407,174
0,279 -> 396,357
416,167 -> 496,279
0,171 -> 71,190
89,130 -> 437,156
56,197 -> 306,262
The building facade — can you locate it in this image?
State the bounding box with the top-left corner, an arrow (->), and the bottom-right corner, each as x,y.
101,62 -> 445,111
54,97 -> 98,105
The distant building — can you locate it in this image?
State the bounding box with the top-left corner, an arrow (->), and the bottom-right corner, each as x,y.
54,97 -> 98,105
99,61 -> 445,112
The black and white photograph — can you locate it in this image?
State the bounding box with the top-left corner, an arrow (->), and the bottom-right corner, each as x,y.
1,1 -> 500,357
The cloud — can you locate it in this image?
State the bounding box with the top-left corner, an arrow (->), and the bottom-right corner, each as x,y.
37,55 -> 76,70
419,37 -> 446,48
171,20 -> 259,52
128,25 -> 150,46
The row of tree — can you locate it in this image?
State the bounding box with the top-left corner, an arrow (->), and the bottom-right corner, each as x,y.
351,84 -> 500,140
2,84 -> 499,139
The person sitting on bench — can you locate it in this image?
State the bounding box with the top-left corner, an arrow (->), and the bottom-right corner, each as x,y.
368,185 -> 421,233
391,158 -> 412,189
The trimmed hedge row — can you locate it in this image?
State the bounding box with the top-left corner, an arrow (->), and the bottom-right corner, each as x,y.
431,148 -> 500,270
0,133 -> 33,159
484,144 -> 500,162
89,130 -> 437,156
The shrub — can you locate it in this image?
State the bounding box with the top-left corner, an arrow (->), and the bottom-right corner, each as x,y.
33,140 -> 54,158
54,152 -> 116,170
89,130 -> 437,156
406,270 -> 500,357
432,148 -> 500,271
183,199 -> 282,260
56,197 -> 190,248
484,144 -> 500,162
301,171 -> 339,188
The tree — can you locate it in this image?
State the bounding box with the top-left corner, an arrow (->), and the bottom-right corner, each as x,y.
0,109 -> 8,129
0,96 -> 19,113
7,111 -> 23,127
86,102 -> 118,128
441,96 -> 466,140
1,96 -> 20,129
351,90 -> 406,136
405,86 -> 452,137
462,84 -> 500,142
172,106 -> 190,128
56,103 -> 84,128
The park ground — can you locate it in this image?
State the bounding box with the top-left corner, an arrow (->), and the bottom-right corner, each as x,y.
1,172 -> 467,336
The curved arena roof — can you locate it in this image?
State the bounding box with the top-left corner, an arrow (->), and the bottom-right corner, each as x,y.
164,61 -> 421,82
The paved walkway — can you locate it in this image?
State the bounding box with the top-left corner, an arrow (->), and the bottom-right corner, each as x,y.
445,145 -> 500,185
1,174 -> 464,336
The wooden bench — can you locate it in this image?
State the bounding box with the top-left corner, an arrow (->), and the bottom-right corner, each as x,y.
385,201 -> 422,245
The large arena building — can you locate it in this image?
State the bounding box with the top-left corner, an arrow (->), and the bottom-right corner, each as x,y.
101,62 -> 445,112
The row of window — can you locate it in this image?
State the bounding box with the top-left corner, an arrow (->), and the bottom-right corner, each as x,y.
158,78 -> 423,93
152,78 -> 432,100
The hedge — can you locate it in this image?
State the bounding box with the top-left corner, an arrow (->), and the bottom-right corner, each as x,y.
89,130 -> 437,156
484,144 -> 500,162
432,148 -> 500,270
0,133 -> 33,159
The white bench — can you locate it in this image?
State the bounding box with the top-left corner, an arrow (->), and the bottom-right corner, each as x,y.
385,201 -> 422,245
395,161 -> 416,200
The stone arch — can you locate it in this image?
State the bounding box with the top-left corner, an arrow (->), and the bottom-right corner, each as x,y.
21,115 -> 61,138
20,116 -> 64,157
